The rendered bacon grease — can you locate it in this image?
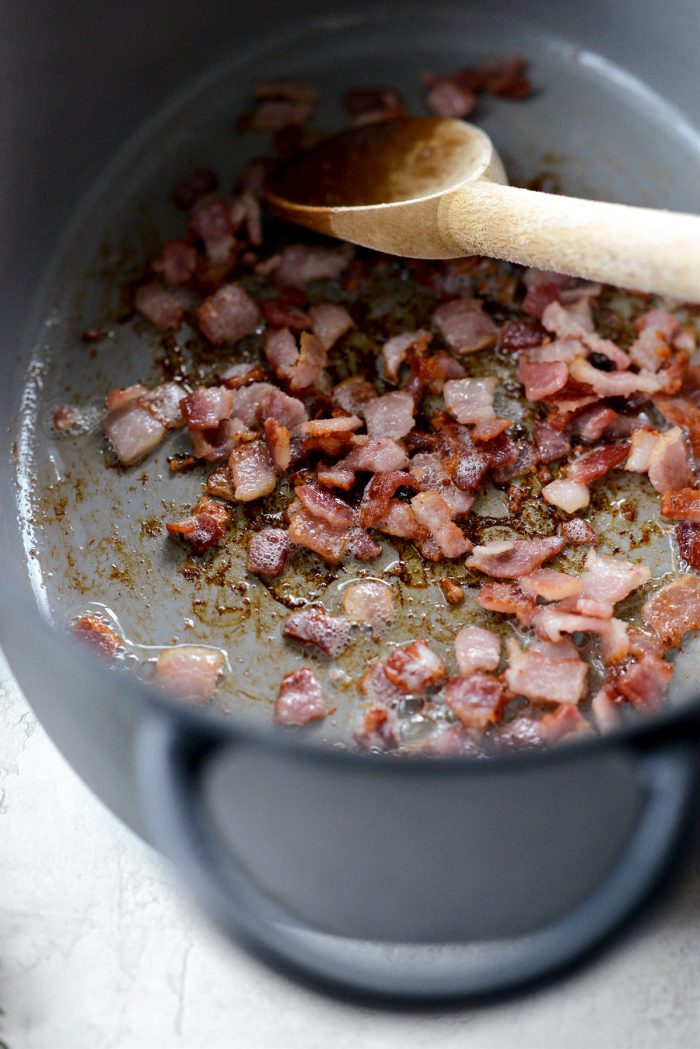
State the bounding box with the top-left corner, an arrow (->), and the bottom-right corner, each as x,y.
69,65 -> 700,753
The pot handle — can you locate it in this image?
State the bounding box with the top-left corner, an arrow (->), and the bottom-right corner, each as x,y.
135,707 -> 698,1004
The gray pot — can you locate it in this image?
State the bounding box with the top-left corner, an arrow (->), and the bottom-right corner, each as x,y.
1,0 -> 699,1003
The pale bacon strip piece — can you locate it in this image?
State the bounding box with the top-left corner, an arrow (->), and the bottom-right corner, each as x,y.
466,537 -> 565,579
189,418 -> 250,463
247,528 -> 296,577
309,303 -> 354,349
432,299 -> 498,354
642,574 -> 700,649
264,329 -> 328,390
341,580 -> 396,629
443,673 -> 505,728
383,640 -> 447,694
275,667 -> 328,727
229,382 -> 276,427
299,415 -> 363,437
625,429 -> 660,473
533,606 -> 629,663
541,300 -> 631,370
647,427 -> 693,494
613,654 -> 674,713
454,625 -> 501,675
521,569 -> 582,602
476,581 -> 537,626
332,377 -> 377,417
410,491 -> 471,559
181,387 -> 234,429
591,684 -> 623,733
258,388 -> 308,431
197,283 -> 261,346
518,357 -> 569,401
287,506 -> 351,563
283,608 -> 352,657
443,377 -> 497,424
103,387 -> 167,465
382,330 -> 431,382
364,391 -> 415,441
569,357 -> 662,397
542,479 -> 590,513
140,382 -> 187,428
575,549 -> 651,619
629,309 -> 678,372
228,440 -> 277,501
154,646 -> 224,704
505,638 -> 587,705
295,484 -> 355,528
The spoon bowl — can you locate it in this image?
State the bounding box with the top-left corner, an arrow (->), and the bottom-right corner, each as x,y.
265,116 -> 700,300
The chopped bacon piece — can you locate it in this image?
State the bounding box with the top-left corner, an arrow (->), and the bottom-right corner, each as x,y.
341,437 -> 409,474
152,239 -> 198,285
189,418 -> 249,463
518,357 -> 568,401
676,522 -> 700,570
591,684 -> 623,733
629,309 -> 678,372
382,329 -> 432,383
197,283 -> 261,346
472,417 -> 511,442
533,607 -> 629,664
300,415 -> 363,438
495,716 -> 546,751
560,517 -> 598,545
181,386 -> 234,430
625,428 -> 660,473
522,280 -> 560,319
614,655 -> 674,713
364,391 -> 415,441
190,197 -> 235,263
476,581 -> 537,626
264,328 -> 328,390
140,382 -> 187,429
72,615 -> 122,659
103,394 -> 167,466
332,377 -> 377,417
573,405 -> 619,444
133,282 -> 184,331
317,462 -> 355,490
283,607 -> 352,657
453,450 -> 489,491
426,79 -> 476,118
205,463 -> 236,499
542,479 -> 590,513
231,190 -> 263,246
575,549 -> 650,619
411,491 -> 471,559
454,625 -> 501,674
309,303 -> 354,349
647,427 -> 693,494
466,536 -> 565,579
287,505 -> 351,563
342,580 -> 396,629
247,528 -> 296,577
521,569 -> 582,601
275,667 -> 328,727
166,497 -> 231,553
228,440 -> 277,501
154,646 -> 224,703
258,387 -> 308,431
539,704 -> 593,743
409,453 -> 474,517
443,377 -> 497,424
569,357 -> 662,397
439,577 -> 465,604
444,673 -> 505,728
220,363 -> 267,389
353,703 -> 400,751
375,500 -> 426,542
273,243 -> 354,287
171,167 -> 219,209
358,470 -> 418,528
499,318 -> 546,353
295,483 -> 355,528
264,417 -> 291,471
505,638 -> 587,705
660,487 -> 700,523
653,395 -> 700,460
261,298 -> 311,332
383,640 -> 447,694
642,575 -> 700,648
52,404 -> 81,433
432,299 -> 498,354
566,444 -> 628,484
349,527 -> 382,561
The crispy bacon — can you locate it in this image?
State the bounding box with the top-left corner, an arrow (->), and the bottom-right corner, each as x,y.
166,497 -> 231,553
154,646 -> 224,703
197,283 -> 261,346
383,640 -> 447,694
642,575 -> 700,648
505,638 -> 587,705
247,527 -> 295,576
382,329 -> 432,382
432,298 -> 498,354
466,536 -> 565,578
444,673 -> 505,728
275,667 -> 328,726
283,607 -> 352,657
358,470 -> 418,528
264,418 -> 291,471
454,625 -> 501,674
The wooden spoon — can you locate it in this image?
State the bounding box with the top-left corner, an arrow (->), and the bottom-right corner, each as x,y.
265,117 -> 700,302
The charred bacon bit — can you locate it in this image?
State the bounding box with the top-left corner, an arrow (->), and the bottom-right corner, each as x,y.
283,607 -> 352,657
154,646 -> 224,703
466,536 -> 565,579
444,673 -> 505,729
133,282 -> 184,331
660,487 -> 700,523
197,283 -> 261,346
72,615 -> 122,660
341,580 -> 396,629
383,640 -> 447,695
275,667 -> 328,727
432,298 -> 498,354
454,625 -> 501,675
505,638 -> 588,705
247,528 -> 296,577
642,575 -> 700,649
166,497 -> 231,553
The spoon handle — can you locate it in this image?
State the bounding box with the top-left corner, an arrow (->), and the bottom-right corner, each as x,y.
445,182 -> 700,301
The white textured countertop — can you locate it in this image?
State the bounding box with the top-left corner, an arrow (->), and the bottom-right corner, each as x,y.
2,645 -> 700,1049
